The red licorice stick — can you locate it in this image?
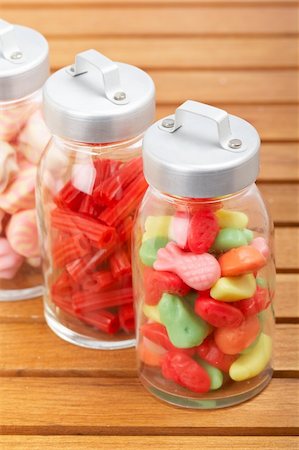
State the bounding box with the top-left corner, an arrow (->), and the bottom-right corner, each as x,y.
51,271 -> 74,296
52,293 -> 75,316
119,304 -> 135,333
109,248 -> 131,278
73,287 -> 133,313
51,207 -> 116,247
117,216 -> 134,242
99,174 -> 147,226
55,181 -> 85,211
53,233 -> 92,267
94,159 -> 122,185
78,194 -> 102,218
93,157 -> 143,204
77,309 -> 120,334
80,270 -> 115,293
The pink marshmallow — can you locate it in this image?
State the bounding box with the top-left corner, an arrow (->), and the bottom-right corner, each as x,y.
6,209 -> 40,258
0,142 -> 18,194
0,166 -> 36,214
0,237 -> 24,279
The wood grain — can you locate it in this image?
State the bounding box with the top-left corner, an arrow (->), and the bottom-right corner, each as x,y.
276,228 -> 299,270
258,184 -> 299,224
0,436 -> 298,450
4,0 -> 299,5
1,7 -> 297,36
0,323 -> 297,377
48,37 -> 299,70
157,106 -> 299,141
0,378 -> 297,435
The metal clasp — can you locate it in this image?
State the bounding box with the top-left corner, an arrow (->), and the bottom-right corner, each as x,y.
66,49 -> 128,105
159,100 -> 244,151
0,20 -> 24,64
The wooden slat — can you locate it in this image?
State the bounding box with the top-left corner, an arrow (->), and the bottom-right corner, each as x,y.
260,144 -> 299,181
1,7 -> 298,36
4,0 -> 299,5
0,323 -> 297,376
0,378 -> 297,435
157,106 -> 299,141
258,184 -> 299,224
48,37 -> 299,70
276,228 -> 299,270
0,436 -> 298,450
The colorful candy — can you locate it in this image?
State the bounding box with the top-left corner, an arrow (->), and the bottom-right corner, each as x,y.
162,351 -> 211,393
215,209 -> 248,229
6,209 -> 40,258
197,336 -> 237,372
229,333 -> 272,381
218,245 -> 267,277
251,237 -> 270,259
187,208 -> 219,253
139,337 -> 167,367
143,267 -> 190,305
139,237 -> 169,267
0,237 -> 24,279
0,142 -> 18,194
158,293 -> 210,348
214,315 -> 260,354
212,228 -> 252,252
168,211 -> 189,249
154,242 -> 220,290
210,274 -> 256,301
143,303 -> 162,323
0,166 -> 36,215
142,215 -> 172,242
194,294 -> 244,328
197,359 -> 223,390
235,286 -> 270,318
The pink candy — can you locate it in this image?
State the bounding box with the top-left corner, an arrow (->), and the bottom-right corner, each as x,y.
154,241 -> 221,290
18,110 -> 51,165
251,237 -> 270,259
0,166 -> 36,214
6,209 -> 40,258
168,212 -> 189,249
0,237 -> 24,279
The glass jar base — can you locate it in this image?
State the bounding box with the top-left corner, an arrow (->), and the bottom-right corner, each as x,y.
140,368 -> 273,409
0,285 -> 44,301
44,304 -> 136,350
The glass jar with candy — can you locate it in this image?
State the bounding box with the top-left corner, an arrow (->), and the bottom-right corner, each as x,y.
37,50 -> 155,349
0,20 -> 49,300
133,101 -> 275,408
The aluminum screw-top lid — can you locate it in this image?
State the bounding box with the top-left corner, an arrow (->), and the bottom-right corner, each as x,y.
143,100 -> 260,198
43,49 -> 155,143
0,20 -> 49,101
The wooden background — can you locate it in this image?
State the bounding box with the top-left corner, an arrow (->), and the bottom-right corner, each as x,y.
0,0 -> 298,448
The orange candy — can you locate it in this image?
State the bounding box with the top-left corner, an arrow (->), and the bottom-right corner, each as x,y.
138,337 -> 167,367
219,245 -> 266,277
214,315 -> 260,355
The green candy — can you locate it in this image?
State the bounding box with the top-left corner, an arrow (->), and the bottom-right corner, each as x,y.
197,359 -> 223,390
212,228 -> 251,252
256,277 -> 267,288
139,236 -> 169,267
158,293 -> 210,348
243,228 -> 254,243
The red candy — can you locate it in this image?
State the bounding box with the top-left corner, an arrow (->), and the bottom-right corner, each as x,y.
194,293 -> 244,328
162,351 -> 211,393
143,267 -> 190,305
235,286 -> 270,317
196,336 -> 237,372
119,304 -> 135,333
187,208 -> 219,254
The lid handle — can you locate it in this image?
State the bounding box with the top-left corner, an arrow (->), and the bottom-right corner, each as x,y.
160,100 -> 243,151
66,49 -> 128,105
0,20 -> 24,64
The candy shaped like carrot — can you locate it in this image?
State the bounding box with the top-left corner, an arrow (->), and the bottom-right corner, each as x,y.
154,241 -> 220,291
218,245 -> 267,277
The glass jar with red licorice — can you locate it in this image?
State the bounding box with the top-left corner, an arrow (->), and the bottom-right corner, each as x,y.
37,49 -> 155,349
133,101 -> 275,408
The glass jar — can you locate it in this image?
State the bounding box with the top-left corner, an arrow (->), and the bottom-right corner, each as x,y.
37,49 -> 155,349
0,20 -> 49,300
133,101 -> 275,408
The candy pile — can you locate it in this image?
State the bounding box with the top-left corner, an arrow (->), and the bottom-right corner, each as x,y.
138,207 -> 273,394
49,156 -> 147,335
0,106 -> 50,280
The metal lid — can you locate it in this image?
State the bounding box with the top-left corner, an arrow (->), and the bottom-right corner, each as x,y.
143,101 -> 260,198
43,49 -> 155,143
0,20 -> 49,101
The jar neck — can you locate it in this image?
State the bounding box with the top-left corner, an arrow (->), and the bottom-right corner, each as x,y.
148,184 -> 256,205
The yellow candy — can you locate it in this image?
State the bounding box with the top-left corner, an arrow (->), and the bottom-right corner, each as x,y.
142,216 -> 172,242
210,274 -> 256,301
143,304 -> 162,323
216,209 -> 248,229
229,333 -> 272,381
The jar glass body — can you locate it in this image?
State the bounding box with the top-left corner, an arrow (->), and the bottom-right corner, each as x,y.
133,184 -> 275,409
37,134 -> 147,349
0,90 -> 48,300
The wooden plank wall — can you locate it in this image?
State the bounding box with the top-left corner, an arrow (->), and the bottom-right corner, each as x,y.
0,0 -> 298,448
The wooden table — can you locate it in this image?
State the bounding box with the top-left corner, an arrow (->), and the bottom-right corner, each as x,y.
0,1 -> 298,448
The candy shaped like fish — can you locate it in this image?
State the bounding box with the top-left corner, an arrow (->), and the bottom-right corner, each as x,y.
154,241 -> 220,290
0,142 -> 18,194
